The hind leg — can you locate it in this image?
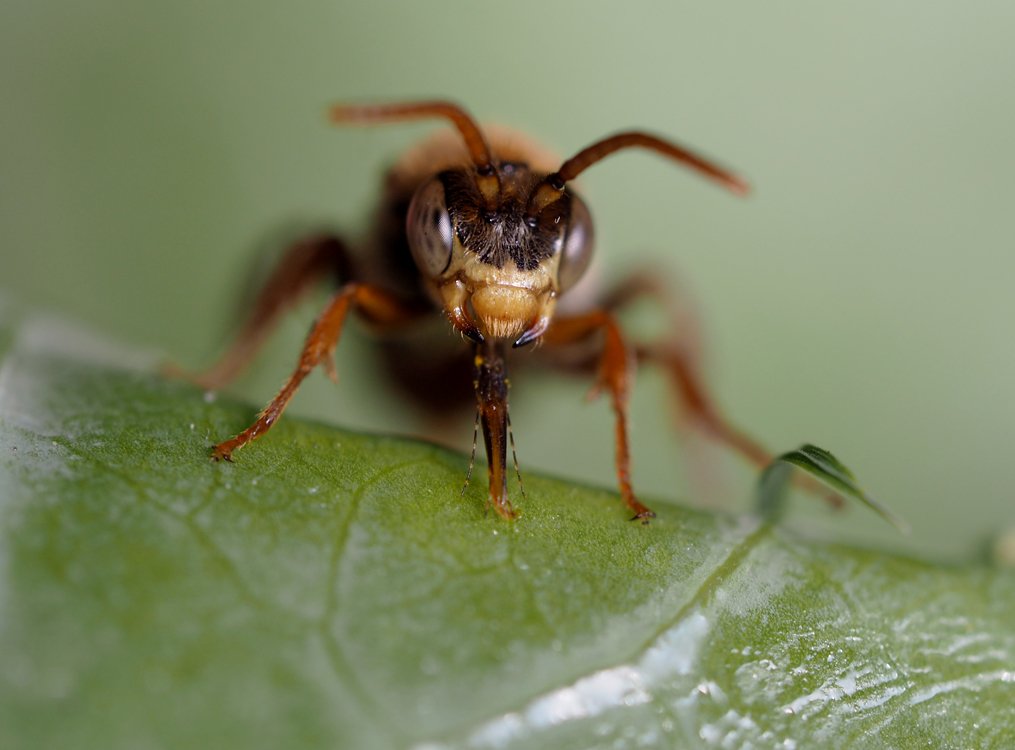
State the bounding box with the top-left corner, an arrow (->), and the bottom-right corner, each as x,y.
168,234 -> 349,389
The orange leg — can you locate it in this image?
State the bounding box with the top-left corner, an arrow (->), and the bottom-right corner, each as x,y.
552,272 -> 840,509
171,234 -> 347,390
543,311 -> 654,521
633,343 -> 770,467
473,342 -> 518,520
600,272 -> 772,466
211,283 -> 420,461
635,343 -> 841,508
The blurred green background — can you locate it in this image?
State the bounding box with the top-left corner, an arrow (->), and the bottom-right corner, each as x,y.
3,1 -> 1013,561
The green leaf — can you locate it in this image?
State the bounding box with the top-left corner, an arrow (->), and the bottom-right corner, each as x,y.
2,315 -> 1014,750
757,444 -> 910,533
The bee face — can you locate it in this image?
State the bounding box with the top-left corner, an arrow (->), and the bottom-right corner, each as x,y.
406,163 -> 594,344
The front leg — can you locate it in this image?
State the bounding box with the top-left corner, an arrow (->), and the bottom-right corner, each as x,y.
473,341 -> 518,520
542,311 -> 655,521
212,283 -> 421,461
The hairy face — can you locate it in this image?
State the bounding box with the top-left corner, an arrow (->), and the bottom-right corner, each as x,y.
406,161 -> 594,344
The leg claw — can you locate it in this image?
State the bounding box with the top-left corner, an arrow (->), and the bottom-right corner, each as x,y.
630,508 -> 656,524
210,445 -> 234,462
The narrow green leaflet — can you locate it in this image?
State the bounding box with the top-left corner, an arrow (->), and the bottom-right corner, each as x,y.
757,444 -> 910,533
1,314 -> 1013,750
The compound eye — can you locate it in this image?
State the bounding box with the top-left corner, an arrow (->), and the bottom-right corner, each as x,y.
406,178 -> 454,279
557,193 -> 594,293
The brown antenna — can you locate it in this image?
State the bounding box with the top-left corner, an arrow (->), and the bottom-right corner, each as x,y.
527,130 -> 749,218
329,100 -> 500,205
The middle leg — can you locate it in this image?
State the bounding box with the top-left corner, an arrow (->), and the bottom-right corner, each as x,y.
211,283 -> 422,461
541,310 -> 655,521
544,272 -> 840,509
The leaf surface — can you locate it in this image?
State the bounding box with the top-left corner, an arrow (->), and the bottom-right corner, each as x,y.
1,315 -> 1013,749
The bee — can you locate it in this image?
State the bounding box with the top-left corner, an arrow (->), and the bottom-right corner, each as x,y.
190,100 -> 774,521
